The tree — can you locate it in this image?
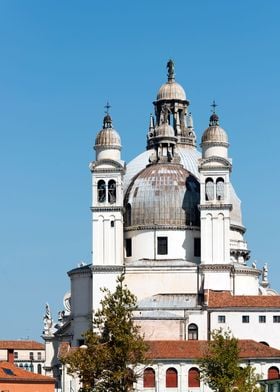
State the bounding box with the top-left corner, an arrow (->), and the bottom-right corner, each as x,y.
61,274 -> 148,392
198,329 -> 260,392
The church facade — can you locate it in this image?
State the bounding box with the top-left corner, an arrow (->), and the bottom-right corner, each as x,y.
43,61 -> 280,391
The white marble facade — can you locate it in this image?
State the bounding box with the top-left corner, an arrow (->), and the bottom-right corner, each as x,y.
43,61 -> 280,391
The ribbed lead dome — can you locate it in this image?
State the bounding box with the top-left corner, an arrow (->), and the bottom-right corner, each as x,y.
157,81 -> 187,101
94,114 -> 121,150
201,113 -> 228,145
201,125 -> 228,144
124,163 -> 200,228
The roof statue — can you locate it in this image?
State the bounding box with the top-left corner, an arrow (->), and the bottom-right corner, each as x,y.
160,103 -> 170,124
167,59 -> 175,81
43,303 -> 53,336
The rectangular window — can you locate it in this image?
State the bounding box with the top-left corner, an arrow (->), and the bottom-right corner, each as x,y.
273,315 -> 280,323
37,352 -> 42,360
29,352 -> 34,360
194,238 -> 201,257
126,238 -> 132,257
259,315 -> 266,323
14,352 -> 18,360
242,315 -> 250,323
218,315 -> 226,323
157,237 -> 168,255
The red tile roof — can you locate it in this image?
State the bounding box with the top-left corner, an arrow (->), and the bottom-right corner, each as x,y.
146,340 -> 280,360
62,339 -> 280,362
0,340 -> 44,350
207,290 -> 280,308
0,361 -> 54,383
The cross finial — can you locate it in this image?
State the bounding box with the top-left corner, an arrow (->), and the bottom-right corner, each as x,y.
211,100 -> 218,114
104,101 -> 111,115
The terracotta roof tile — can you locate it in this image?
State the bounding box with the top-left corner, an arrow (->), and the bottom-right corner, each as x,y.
146,340 -> 280,360
207,290 -> 280,308
0,361 -> 54,383
0,340 -> 44,350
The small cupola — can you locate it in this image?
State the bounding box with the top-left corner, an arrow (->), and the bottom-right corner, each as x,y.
94,105 -> 121,161
148,60 -> 196,148
201,102 -> 229,159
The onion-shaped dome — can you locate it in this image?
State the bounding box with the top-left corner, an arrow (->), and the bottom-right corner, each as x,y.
95,114 -> 121,150
201,114 -> 228,145
124,163 -> 200,228
157,81 -> 187,101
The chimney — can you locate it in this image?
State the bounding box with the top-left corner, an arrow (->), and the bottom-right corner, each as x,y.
7,349 -> 14,364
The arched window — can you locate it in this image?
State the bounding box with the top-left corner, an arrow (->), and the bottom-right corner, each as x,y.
268,366 -> 280,379
166,368 -> 178,388
97,180 -> 106,203
216,177 -> 224,200
144,368 -> 155,388
188,323 -> 198,340
108,180 -> 116,204
205,178 -> 214,201
37,364 -> 42,374
188,367 -> 200,388
126,203 -> 132,226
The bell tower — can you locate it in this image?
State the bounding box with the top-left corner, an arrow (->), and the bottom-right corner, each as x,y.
199,106 -> 232,266
89,108 -> 125,310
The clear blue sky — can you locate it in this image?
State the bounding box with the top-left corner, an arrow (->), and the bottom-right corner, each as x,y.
0,1 -> 279,340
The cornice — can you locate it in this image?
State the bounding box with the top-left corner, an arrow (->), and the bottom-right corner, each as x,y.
91,206 -> 124,213
124,224 -> 200,232
199,203 -> 232,211
89,159 -> 126,173
91,167 -> 125,174
201,141 -> 229,148
91,265 -> 124,274
199,264 -> 233,272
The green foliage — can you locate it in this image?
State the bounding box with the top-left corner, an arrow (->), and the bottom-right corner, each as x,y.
198,329 -> 260,392
61,274 -> 148,392
235,365 -> 260,392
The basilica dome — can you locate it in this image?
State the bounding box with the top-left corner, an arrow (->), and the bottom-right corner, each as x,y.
124,163 -> 200,228
124,147 -> 244,230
